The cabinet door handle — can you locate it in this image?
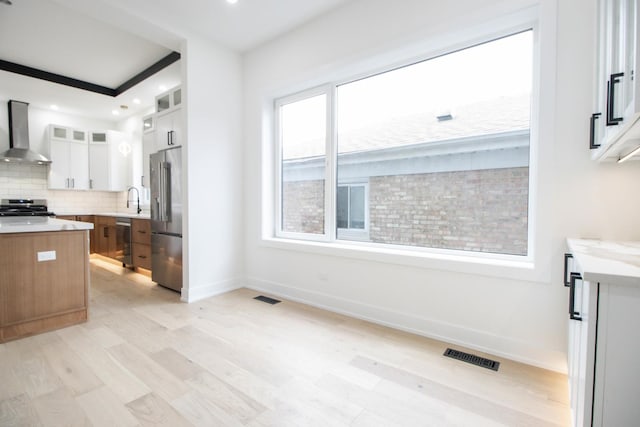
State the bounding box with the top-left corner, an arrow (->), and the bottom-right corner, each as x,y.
137,230 -> 147,234
90,179 -> 93,189
589,113 -> 601,149
104,226 -> 109,238
563,253 -> 573,287
167,131 -> 171,146
66,178 -> 70,188
569,273 -> 583,321
138,255 -> 147,259
71,178 -> 75,188
606,72 -> 624,126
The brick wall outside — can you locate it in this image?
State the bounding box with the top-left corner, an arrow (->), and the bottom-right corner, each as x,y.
282,167 -> 529,255
282,180 -> 325,234
369,167 -> 528,255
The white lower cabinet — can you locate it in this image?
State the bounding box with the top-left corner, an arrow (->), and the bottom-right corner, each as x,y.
565,240 -> 640,426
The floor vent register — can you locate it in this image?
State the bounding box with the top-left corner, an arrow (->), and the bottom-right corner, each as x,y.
253,295 -> 282,305
443,348 -> 500,371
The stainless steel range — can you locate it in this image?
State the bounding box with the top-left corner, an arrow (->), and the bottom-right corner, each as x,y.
0,199 -> 56,217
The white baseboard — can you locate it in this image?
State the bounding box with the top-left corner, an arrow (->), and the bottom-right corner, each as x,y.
182,277 -> 243,303
245,276 -> 566,373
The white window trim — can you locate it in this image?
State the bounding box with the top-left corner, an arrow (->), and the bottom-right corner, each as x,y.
266,5 -> 552,282
274,85 -> 334,242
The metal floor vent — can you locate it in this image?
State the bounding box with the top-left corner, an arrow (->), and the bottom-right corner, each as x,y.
253,295 -> 281,305
443,348 -> 500,371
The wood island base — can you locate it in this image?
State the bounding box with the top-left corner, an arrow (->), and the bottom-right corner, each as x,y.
0,229 -> 90,343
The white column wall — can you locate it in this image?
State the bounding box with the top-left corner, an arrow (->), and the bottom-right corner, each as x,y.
181,35 -> 244,302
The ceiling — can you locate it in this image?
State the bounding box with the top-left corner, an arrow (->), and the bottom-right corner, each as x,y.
0,0 -> 351,122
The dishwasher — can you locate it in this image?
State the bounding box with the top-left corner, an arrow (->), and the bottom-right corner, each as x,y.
115,217 -> 132,266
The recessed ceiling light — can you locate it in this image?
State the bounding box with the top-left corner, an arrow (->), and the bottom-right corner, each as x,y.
50,104 -> 59,111
132,98 -> 141,105
227,0 -> 238,4
112,110 -> 120,116
159,85 -> 167,91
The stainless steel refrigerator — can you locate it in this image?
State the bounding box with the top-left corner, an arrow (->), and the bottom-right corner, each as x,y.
150,147 -> 182,292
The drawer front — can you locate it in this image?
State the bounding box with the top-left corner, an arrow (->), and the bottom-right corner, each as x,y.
132,219 -> 151,244
132,243 -> 151,270
96,215 -> 116,226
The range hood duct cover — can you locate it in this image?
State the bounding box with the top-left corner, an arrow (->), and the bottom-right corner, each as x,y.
1,100 -> 51,165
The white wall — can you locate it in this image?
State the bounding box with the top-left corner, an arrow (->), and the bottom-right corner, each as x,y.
242,0 -> 640,372
181,34 -> 244,302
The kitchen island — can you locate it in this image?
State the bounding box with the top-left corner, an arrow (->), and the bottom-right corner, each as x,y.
0,217 -> 93,342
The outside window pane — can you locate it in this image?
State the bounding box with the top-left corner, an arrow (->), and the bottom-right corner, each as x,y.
349,186 -> 365,229
336,31 -> 532,255
336,186 -> 349,229
281,94 -> 326,234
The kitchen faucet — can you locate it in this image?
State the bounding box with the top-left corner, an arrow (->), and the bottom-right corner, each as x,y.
126,186 -> 141,214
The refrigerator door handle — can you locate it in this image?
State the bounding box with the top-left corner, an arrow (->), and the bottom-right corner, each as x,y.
152,157 -> 162,222
163,162 -> 172,221
159,162 -> 166,222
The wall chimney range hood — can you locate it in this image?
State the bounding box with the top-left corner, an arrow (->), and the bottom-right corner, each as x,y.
1,100 -> 51,165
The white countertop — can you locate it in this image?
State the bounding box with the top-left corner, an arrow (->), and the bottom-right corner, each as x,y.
0,217 -> 94,234
93,212 -> 151,219
567,239 -> 640,287
56,212 -> 151,219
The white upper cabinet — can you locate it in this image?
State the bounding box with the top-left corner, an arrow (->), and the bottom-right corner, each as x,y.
141,85 -> 183,193
155,108 -> 182,151
48,125 -> 89,190
591,0 -> 640,161
142,130 -> 155,189
89,130 -> 132,192
155,86 -> 182,113
48,125 -> 132,192
89,131 -> 109,191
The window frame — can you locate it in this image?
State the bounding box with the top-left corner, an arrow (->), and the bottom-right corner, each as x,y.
274,85 -> 336,242
272,19 -> 540,263
336,180 -> 370,241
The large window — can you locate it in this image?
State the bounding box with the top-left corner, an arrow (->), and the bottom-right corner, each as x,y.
278,92 -> 327,236
275,30 -> 533,256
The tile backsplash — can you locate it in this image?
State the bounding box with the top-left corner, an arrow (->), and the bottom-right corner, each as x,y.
0,162 -> 126,214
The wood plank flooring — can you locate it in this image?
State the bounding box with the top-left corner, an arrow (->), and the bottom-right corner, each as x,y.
0,258 -> 571,426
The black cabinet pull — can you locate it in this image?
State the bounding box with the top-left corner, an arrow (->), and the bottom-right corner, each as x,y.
167,131 -> 171,146
589,113 -> 602,149
564,253 -> 573,287
569,273 -> 583,321
606,72 -> 625,126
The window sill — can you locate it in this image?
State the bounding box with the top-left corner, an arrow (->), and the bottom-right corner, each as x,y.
260,237 -> 546,283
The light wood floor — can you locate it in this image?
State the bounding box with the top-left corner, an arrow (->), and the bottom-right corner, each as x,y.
0,258 -> 570,426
